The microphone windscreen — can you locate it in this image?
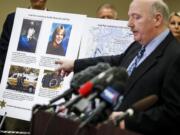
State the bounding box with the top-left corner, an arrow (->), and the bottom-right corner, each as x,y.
70,62 -> 111,89
115,67 -> 128,84
110,80 -> 126,94
132,95 -> 158,111
78,82 -> 94,96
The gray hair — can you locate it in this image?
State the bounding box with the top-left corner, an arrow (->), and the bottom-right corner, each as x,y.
150,0 -> 169,22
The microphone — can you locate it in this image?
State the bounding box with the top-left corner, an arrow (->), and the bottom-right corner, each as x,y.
114,95 -> 158,126
55,66 -> 127,114
70,82 -> 122,116
71,62 -> 111,89
49,88 -> 74,104
78,101 -> 107,129
70,92 -> 99,115
62,83 -> 99,110
72,80 -> 127,127
57,67 -> 127,116
99,81 -> 125,107
68,68 -> 128,117
69,67 -> 128,112
74,101 -> 108,135
78,66 -> 128,97
49,63 -> 110,104
132,94 -> 158,111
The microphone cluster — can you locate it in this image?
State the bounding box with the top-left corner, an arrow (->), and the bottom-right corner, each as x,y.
33,62 -> 158,131
56,64 -> 128,127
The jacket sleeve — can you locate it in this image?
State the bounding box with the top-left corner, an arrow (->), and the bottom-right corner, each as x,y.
74,54 -> 124,73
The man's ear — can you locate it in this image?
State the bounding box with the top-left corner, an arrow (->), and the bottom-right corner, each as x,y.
153,12 -> 163,27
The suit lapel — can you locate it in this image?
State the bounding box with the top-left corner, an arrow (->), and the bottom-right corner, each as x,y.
124,32 -> 173,94
126,54 -> 158,92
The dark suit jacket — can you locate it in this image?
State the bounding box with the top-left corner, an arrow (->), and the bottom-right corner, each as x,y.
0,12 -> 15,80
74,32 -> 180,135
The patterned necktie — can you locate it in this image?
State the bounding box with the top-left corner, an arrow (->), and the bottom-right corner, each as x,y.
127,46 -> 145,76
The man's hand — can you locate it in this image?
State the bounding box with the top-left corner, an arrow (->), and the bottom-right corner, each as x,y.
109,111 -> 125,129
55,58 -> 75,76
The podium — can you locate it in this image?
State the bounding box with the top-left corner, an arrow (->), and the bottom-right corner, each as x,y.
31,110 -> 142,135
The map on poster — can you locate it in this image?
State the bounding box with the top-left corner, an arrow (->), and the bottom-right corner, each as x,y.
79,17 -> 134,58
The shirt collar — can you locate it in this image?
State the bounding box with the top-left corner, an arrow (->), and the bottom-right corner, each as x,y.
144,29 -> 170,52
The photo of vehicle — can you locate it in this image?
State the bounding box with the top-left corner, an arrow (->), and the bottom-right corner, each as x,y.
6,65 -> 39,94
42,70 -> 64,89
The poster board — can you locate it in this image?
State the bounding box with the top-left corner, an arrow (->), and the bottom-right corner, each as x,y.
0,8 -> 86,121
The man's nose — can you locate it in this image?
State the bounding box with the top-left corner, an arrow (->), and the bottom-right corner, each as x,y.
128,17 -> 133,26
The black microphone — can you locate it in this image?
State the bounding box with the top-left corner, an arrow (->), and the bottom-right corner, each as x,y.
67,67 -> 128,118
78,101 -> 107,129
73,79 -> 127,128
77,66 -> 128,96
69,67 -> 128,111
49,63 -> 110,104
71,82 -> 121,116
71,62 -> 111,89
99,81 -> 126,107
112,80 -> 127,111
114,95 -> 158,126
54,67 -> 127,117
70,92 -> 99,115
61,79 -> 102,111
34,63 -> 110,112
74,101 -> 108,135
